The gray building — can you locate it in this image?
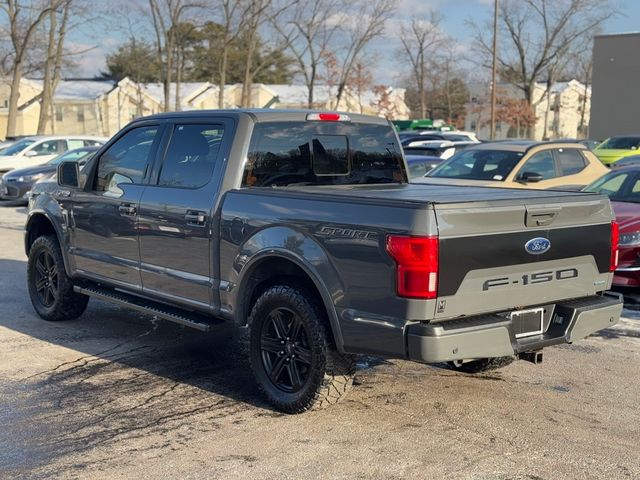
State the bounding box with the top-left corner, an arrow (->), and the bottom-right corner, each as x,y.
591,32 -> 640,140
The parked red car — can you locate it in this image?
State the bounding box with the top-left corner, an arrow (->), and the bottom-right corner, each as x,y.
585,166 -> 640,287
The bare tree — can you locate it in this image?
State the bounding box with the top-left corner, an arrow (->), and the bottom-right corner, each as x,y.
472,0 -> 615,136
398,12 -> 444,118
148,0 -> 199,112
238,0 -> 292,108
37,0 -> 73,134
272,0 -> 342,108
0,0 -> 62,137
332,0 -> 396,109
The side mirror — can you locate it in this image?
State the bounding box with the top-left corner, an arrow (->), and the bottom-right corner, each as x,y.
519,171 -> 544,183
24,150 -> 38,157
57,161 -> 80,188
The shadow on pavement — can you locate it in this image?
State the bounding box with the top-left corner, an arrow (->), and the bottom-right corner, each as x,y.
0,257 -> 282,476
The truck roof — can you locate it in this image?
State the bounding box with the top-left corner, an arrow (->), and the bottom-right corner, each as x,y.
142,109 -> 390,125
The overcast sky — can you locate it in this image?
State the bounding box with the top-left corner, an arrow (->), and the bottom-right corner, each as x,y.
68,0 -> 639,85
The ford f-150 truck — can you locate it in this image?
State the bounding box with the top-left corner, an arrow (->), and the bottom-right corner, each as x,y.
25,110 -> 622,413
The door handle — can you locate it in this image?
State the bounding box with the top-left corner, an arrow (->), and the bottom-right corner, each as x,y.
185,210 -> 207,226
118,203 -> 137,216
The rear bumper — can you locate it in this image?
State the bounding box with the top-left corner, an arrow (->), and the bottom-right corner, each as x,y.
406,292 -> 622,363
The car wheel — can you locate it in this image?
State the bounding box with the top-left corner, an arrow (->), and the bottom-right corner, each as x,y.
27,235 -> 89,321
249,284 -> 355,414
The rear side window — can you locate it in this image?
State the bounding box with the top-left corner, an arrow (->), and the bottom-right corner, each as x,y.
158,124 -> 224,188
243,122 -> 405,187
557,148 -> 587,175
67,139 -> 85,150
95,126 -> 158,193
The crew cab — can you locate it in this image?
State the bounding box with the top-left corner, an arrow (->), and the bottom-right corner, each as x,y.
25,110 -> 622,413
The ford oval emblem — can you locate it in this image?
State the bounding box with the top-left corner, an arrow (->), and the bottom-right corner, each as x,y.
525,237 -> 551,255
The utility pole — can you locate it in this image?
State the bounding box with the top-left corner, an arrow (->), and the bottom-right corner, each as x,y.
490,0 -> 498,140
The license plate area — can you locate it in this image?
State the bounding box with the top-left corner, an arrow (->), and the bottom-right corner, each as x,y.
511,307 -> 544,338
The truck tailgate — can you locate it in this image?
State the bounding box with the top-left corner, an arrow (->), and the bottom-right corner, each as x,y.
433,194 -> 614,320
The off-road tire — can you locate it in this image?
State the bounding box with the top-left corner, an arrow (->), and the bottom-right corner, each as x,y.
448,356 -> 515,374
27,235 -> 89,321
249,284 -> 355,414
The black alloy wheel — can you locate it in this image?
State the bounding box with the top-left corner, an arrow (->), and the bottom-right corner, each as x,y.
27,235 -> 89,321
33,250 -> 59,308
248,284 -> 356,413
260,307 -> 312,393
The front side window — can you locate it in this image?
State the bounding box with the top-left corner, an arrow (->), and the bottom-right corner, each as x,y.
31,140 -> 62,156
95,126 -> 158,193
520,150 -> 557,180
158,124 -> 224,189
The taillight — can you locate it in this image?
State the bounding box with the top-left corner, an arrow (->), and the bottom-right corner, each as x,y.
610,220 -> 619,271
386,235 -> 438,299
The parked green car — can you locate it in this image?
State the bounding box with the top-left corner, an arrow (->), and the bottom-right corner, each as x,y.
594,135 -> 640,166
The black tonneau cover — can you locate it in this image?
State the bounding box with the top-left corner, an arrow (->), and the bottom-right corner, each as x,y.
252,182 -> 601,206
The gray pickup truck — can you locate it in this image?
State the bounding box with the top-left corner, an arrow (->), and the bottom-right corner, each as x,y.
25,110 -> 622,413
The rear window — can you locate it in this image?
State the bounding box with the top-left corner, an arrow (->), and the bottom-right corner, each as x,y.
243,121 -> 405,187
428,149 -> 523,181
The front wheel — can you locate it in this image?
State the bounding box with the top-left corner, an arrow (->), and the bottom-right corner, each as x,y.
27,235 -> 89,321
249,285 -> 355,414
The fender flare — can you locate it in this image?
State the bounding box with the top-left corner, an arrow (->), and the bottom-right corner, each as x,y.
230,228 -> 346,352
25,208 -> 73,276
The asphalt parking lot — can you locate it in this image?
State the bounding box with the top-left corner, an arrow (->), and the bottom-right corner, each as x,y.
1,204 -> 639,480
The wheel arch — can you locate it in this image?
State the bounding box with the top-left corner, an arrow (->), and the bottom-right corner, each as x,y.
234,250 -> 345,353
25,211 -> 72,275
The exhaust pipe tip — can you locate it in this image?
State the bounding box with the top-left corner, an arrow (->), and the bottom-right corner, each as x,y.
519,350 -> 543,364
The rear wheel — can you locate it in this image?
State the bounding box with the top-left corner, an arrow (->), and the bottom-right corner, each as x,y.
27,235 -> 89,321
448,356 -> 514,374
249,285 -> 355,414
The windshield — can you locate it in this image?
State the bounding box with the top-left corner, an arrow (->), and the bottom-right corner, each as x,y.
584,170 -> 640,203
48,148 -> 95,165
599,137 -> 640,150
1,139 -> 35,156
428,149 -> 524,181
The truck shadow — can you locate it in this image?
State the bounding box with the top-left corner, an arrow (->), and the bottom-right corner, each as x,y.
0,258 -> 282,474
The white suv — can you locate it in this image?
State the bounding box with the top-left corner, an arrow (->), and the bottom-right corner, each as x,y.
0,135 -> 107,173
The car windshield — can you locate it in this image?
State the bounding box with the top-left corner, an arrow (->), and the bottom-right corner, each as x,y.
599,136 -> 640,150
1,139 -> 35,156
48,148 -> 95,165
584,170 -> 640,203
428,149 -> 524,181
